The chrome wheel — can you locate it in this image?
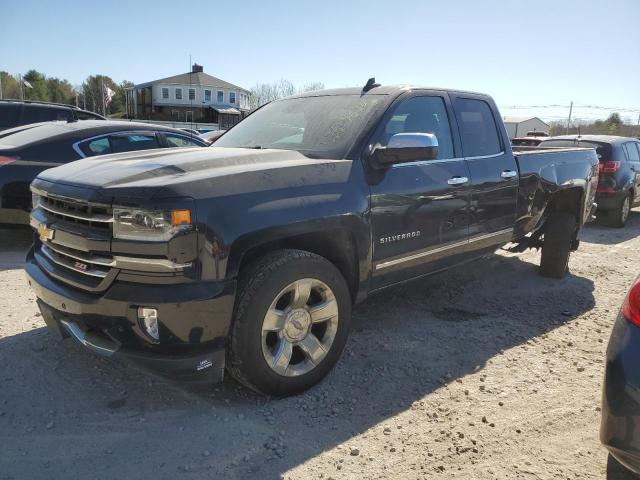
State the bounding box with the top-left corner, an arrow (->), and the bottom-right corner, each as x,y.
261,278 -> 339,377
621,196 -> 631,223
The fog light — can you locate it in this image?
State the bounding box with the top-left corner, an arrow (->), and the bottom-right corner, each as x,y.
138,307 -> 159,340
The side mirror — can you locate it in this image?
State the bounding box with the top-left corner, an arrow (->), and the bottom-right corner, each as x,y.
371,133 -> 439,169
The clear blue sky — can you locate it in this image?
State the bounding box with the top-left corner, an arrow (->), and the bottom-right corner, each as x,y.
1,0 -> 639,122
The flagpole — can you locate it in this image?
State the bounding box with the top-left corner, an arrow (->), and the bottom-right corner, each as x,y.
19,74 -> 24,100
125,87 -> 129,120
101,78 -> 106,116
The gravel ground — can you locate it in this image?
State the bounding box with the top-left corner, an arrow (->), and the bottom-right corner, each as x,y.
1,213 -> 640,480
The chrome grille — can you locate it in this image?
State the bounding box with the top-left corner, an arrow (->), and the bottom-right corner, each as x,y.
37,194 -> 113,229
40,243 -> 112,278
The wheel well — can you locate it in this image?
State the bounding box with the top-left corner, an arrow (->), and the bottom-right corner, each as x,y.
236,230 -> 359,302
546,187 -> 583,219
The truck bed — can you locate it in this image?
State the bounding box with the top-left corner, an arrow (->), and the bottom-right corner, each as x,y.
512,146 -> 599,239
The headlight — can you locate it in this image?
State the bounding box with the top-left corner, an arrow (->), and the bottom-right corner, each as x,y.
113,207 -> 192,241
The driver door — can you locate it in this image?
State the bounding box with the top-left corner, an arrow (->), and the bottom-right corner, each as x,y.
369,93 -> 472,289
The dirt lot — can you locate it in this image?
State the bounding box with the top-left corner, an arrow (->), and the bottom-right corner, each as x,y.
1,213 -> 639,480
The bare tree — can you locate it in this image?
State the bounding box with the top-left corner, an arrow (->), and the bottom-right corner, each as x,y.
249,79 -> 324,109
300,81 -> 324,93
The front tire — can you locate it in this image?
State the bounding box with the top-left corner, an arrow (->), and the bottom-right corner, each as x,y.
227,249 -> 351,396
540,211 -> 577,279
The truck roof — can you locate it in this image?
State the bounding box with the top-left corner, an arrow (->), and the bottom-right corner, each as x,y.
289,85 -> 491,99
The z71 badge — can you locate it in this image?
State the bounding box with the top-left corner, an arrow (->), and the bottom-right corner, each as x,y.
379,231 -> 421,244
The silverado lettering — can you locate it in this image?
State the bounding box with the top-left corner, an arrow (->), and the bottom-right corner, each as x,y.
380,231 -> 421,244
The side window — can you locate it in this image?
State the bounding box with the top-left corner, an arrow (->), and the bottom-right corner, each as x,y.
379,96 -> 454,160
79,137 -> 112,157
454,98 -> 502,157
110,133 -> 160,153
165,134 -> 203,148
623,142 -> 640,162
0,104 -> 21,128
22,106 -> 71,124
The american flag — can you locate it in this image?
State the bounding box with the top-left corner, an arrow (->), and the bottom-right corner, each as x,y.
102,85 -> 115,108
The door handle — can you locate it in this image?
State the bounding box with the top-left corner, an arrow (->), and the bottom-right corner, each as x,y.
447,176 -> 469,185
501,170 -> 517,179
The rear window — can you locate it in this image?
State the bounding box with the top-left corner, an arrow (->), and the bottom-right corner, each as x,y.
110,133 -> 159,153
539,139 -> 612,161
454,98 -> 502,157
0,104 -> 21,129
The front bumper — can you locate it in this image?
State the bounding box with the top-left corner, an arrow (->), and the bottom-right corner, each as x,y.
26,249 -> 236,384
601,313 -> 640,474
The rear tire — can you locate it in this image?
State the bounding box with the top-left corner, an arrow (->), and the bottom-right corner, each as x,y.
226,249 -> 351,397
609,192 -> 632,228
540,211 -> 577,279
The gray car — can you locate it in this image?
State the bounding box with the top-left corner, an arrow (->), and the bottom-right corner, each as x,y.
0,120 -> 208,224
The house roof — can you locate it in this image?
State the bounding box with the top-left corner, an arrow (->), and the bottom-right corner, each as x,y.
134,71 -> 248,92
502,115 -> 550,126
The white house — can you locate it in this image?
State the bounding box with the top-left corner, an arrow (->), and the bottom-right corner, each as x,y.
127,64 -> 250,129
503,116 -> 550,138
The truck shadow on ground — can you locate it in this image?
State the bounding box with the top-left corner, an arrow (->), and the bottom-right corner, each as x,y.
581,209 -> 640,245
0,246 -> 596,479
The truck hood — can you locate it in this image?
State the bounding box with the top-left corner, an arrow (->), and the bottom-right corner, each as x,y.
35,147 -> 349,198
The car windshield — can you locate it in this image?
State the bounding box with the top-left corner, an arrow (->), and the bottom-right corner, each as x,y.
215,95 -> 386,159
540,139 -> 612,161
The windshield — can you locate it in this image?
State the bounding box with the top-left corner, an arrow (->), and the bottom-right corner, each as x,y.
215,95 -> 386,159
539,139 -> 611,161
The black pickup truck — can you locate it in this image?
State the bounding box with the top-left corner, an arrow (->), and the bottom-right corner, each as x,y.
26,83 -> 598,396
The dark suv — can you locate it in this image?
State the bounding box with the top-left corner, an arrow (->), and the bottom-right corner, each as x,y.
0,100 -> 105,131
540,135 -> 640,227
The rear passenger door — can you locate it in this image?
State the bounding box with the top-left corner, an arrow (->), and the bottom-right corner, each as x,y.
450,94 -> 518,244
623,142 -> 640,205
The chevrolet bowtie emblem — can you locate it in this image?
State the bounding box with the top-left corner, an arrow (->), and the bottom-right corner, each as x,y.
37,223 -> 55,242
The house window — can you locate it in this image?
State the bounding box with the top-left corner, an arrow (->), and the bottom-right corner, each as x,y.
217,90 -> 224,103
175,88 -> 183,100
189,88 -> 196,100
161,87 -> 169,99
229,92 -> 236,104
204,89 -> 212,102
